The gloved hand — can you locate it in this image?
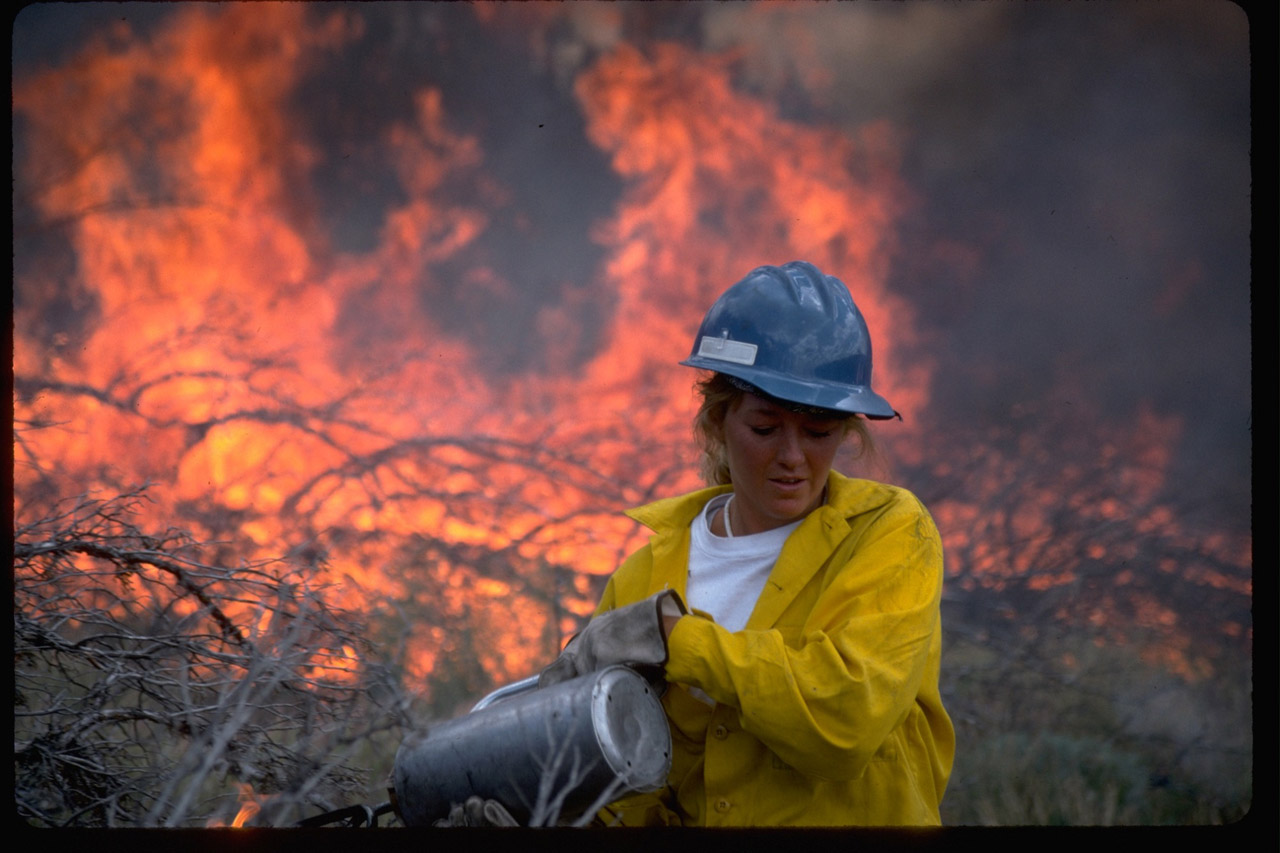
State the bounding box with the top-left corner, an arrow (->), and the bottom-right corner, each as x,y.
432,796 -> 520,827
538,589 -> 686,689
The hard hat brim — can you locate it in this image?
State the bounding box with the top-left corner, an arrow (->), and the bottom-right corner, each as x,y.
681,359 -> 899,420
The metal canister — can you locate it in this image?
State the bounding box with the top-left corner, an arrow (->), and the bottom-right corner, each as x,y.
391,666 -> 671,826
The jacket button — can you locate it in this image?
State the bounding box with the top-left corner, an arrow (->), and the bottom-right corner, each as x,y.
715,798 -> 731,813
713,724 -> 728,739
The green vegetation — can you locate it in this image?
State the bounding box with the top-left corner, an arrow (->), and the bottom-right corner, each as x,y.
939,628 -> 1252,825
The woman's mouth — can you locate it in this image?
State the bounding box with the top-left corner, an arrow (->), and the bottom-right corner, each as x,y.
770,477 -> 806,491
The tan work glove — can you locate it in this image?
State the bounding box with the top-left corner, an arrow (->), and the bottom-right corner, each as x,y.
433,796 -> 520,827
538,589 -> 686,689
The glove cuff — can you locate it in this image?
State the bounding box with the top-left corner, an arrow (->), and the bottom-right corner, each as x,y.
656,588 -> 687,621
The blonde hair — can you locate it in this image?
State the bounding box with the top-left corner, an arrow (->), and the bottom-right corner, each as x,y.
692,373 -> 872,486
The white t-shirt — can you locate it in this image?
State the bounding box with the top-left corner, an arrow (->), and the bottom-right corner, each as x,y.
686,493 -> 801,632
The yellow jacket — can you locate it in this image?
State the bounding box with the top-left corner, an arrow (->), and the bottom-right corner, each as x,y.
595,471 -> 954,826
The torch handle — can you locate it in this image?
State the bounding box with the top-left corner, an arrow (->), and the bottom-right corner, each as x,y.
470,673 -> 542,712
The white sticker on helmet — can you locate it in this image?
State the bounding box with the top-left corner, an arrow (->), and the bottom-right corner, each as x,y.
697,335 -> 758,365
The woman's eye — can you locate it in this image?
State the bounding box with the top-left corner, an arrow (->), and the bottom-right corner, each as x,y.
750,426 -> 776,436
807,429 -> 835,439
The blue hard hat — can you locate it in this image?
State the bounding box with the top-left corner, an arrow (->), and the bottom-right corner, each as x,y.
680,261 -> 898,419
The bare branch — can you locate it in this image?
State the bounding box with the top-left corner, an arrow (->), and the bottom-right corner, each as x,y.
14,489 -> 411,828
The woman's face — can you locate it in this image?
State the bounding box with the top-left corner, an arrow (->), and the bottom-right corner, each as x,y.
720,393 -> 846,534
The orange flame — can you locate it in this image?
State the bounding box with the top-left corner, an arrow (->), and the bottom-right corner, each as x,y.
12,2 -> 1250,708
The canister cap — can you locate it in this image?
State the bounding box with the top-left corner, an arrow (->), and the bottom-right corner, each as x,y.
590,666 -> 672,792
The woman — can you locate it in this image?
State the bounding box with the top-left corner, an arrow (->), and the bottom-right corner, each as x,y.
539,261 -> 954,826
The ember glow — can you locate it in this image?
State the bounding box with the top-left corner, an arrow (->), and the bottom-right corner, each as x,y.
13,0 -> 1251,722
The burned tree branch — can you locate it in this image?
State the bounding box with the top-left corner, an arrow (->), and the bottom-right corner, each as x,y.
14,489 -> 411,828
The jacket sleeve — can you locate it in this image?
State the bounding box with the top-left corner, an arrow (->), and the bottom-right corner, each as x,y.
663,494 -> 945,782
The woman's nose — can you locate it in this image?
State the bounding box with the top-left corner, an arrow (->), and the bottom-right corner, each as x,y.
777,426 -> 804,466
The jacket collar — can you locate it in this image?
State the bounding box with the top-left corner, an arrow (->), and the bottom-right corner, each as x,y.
625,471 -> 894,531
625,484 -> 732,533
625,472 -> 898,626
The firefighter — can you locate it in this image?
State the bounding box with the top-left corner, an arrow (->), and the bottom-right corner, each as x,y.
446,261 -> 953,826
